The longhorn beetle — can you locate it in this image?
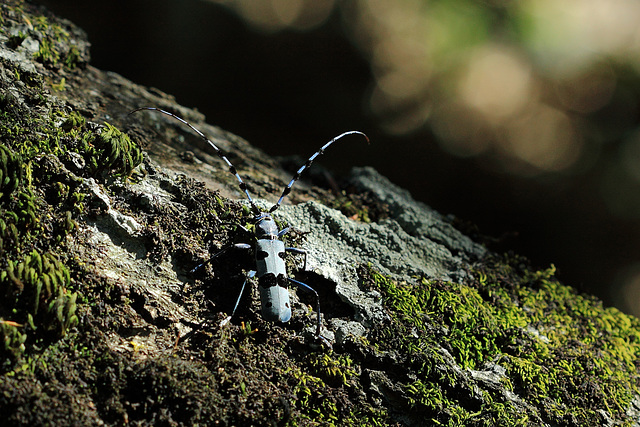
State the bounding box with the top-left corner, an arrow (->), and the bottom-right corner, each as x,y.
130,107 -> 368,341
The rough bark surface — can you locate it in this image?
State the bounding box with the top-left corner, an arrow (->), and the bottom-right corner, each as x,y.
1,1 -> 639,426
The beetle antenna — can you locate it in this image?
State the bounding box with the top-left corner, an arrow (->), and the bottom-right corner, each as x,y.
269,131 -> 369,213
130,107 -> 261,215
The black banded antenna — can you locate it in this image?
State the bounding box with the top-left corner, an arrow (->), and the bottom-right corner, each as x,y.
268,131 -> 369,213
130,107 -> 261,215
130,107 -> 369,215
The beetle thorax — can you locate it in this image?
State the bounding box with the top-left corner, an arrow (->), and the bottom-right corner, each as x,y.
255,214 -> 279,239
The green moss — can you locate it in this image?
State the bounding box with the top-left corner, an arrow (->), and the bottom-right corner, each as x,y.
0,249 -> 78,363
33,36 -> 60,66
68,121 -> 144,178
3,8 -> 82,70
365,256 -> 640,425
0,94 -> 141,180
0,143 -> 21,200
0,45 -> 138,369
92,122 -> 142,176
0,320 -> 27,361
304,352 -> 356,387
0,215 -> 19,255
288,365 -> 340,423
61,110 -> 85,131
3,251 -> 76,326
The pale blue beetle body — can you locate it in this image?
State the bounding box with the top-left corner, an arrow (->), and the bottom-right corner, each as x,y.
254,217 -> 291,322
131,107 -> 368,339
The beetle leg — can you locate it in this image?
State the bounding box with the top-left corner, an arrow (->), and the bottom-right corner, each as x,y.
277,227 -> 290,238
221,270 -> 256,327
288,277 -> 323,337
190,242 -> 252,274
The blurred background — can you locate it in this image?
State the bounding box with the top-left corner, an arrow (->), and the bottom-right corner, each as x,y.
38,0 -> 640,317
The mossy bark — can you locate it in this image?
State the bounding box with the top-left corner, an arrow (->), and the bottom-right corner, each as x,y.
0,1 -> 639,426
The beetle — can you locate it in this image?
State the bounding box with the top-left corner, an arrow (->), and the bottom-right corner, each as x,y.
131,107 -> 368,339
